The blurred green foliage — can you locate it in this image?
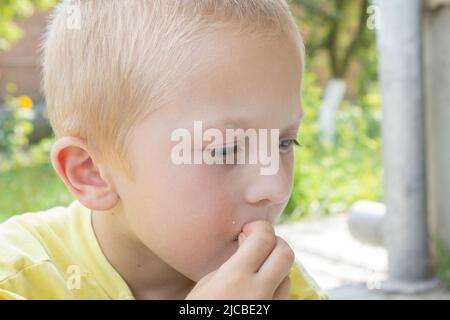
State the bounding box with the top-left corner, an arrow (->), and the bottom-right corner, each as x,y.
433,235 -> 450,289
278,0 -> 382,221
281,71 -> 381,221
0,0 -> 57,50
292,0 -> 373,79
1,84 -> 33,168
0,162 -> 73,222
0,84 -> 73,221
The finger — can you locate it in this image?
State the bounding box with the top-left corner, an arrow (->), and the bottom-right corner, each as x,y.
257,236 -> 295,290
273,276 -> 291,300
197,269 -> 218,285
223,220 -> 276,273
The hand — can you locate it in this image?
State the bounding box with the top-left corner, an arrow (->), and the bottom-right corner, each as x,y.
185,220 -> 295,300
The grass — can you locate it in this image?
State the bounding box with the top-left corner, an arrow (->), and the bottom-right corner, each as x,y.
433,234 -> 450,289
0,162 -> 74,223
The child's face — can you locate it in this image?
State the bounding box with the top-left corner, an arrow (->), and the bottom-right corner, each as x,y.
110,30 -> 303,282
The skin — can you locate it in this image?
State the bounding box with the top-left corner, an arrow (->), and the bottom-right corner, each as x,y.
51,28 -> 303,299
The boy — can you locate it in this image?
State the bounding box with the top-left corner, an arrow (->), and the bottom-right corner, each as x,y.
0,0 -> 328,299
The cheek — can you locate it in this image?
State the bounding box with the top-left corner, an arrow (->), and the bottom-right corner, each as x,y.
126,163 -> 238,257
155,169 -> 240,279
284,151 -> 295,182
169,167 -> 237,237
117,138 -> 244,275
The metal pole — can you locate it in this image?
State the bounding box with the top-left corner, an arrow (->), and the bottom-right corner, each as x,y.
376,0 -> 430,285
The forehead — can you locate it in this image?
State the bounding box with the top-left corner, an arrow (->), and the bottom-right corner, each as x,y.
190,29 -> 303,94
141,29 -> 303,133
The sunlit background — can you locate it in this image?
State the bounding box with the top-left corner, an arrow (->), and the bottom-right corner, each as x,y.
1,0 -> 449,299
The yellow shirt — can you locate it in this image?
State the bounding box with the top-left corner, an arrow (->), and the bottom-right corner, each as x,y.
0,200 -> 329,300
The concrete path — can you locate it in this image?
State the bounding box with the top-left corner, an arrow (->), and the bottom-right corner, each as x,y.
275,214 -> 450,300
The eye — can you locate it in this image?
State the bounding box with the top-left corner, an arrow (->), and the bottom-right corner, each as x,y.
279,139 -> 302,152
210,144 -> 239,158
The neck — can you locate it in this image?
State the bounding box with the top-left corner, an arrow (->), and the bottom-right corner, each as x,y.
91,206 -> 196,299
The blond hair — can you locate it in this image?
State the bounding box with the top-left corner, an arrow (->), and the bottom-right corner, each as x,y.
42,0 -> 305,179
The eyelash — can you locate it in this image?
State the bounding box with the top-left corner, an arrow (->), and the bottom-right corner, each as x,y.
210,144 -> 239,157
211,139 -> 302,157
279,138 -> 302,152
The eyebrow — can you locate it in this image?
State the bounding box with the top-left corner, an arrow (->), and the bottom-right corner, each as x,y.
292,109 -> 304,126
202,110 -> 304,131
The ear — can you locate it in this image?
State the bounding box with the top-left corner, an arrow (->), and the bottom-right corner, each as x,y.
50,136 -> 119,210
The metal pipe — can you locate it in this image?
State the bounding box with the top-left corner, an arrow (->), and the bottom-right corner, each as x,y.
376,0 -> 430,283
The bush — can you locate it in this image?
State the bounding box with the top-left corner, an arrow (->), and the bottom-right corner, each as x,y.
0,84 -> 53,171
0,85 -> 73,221
0,162 -> 73,222
282,71 -> 382,221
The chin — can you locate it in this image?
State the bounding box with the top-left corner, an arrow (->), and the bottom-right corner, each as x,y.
190,242 -> 238,281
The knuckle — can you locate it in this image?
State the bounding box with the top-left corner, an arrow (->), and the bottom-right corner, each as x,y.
260,221 -> 275,235
277,239 -> 295,263
248,220 -> 274,234
257,231 -> 276,251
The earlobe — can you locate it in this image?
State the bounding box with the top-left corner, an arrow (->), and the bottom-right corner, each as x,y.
50,136 -> 119,211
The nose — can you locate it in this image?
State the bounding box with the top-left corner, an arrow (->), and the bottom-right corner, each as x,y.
244,164 -> 292,207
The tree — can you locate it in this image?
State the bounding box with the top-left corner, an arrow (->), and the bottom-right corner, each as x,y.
291,0 -> 376,141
